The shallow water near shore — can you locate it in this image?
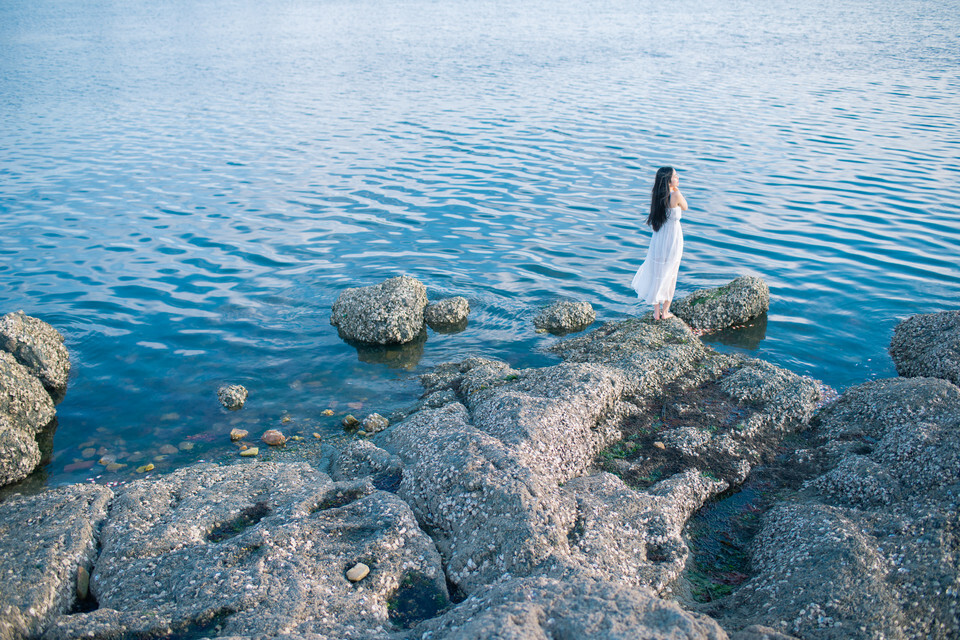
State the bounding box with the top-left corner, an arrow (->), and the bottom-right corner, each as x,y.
1,0 -> 959,489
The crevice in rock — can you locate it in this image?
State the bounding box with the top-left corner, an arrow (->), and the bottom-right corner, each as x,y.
567,507 -> 586,549
207,500 -> 271,543
387,570 -> 451,629
312,487 -> 368,512
678,433 -> 821,605
445,575 -> 467,605
372,469 -> 403,493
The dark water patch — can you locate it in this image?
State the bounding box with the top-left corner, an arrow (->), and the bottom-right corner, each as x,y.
207,501 -> 271,543
372,470 -> 403,493
388,571 -> 450,629
314,487 -> 369,512
681,431 -> 822,604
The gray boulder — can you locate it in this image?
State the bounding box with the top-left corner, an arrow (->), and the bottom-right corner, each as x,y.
1,351 -> 57,487
889,310 -> 960,386
412,575 -> 729,639
0,311 -> 70,401
217,384 -> 247,410
425,296 -> 470,331
331,275 -> 428,344
0,484 -> 112,640
0,414 -> 42,487
715,377 -> 960,639
43,461 -> 447,640
534,300 -> 596,335
672,276 -> 769,333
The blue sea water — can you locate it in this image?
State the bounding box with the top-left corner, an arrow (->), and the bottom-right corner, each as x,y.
1,0 -> 958,488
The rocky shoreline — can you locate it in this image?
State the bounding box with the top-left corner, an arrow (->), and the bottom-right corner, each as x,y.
1,284 -> 958,639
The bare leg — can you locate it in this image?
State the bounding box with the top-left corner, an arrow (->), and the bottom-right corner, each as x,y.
661,301 -> 674,319
652,302 -> 661,320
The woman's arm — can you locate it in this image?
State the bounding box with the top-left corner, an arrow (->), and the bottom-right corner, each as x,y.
670,189 -> 688,211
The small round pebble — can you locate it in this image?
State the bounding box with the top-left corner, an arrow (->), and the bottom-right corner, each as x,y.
346,563 -> 370,582
262,429 -> 286,446
240,447 -> 259,457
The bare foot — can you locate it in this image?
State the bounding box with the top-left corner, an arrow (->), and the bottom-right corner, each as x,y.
652,304 -> 661,320
662,311 -> 675,319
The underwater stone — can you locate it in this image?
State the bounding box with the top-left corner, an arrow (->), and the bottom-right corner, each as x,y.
218,384 -> 248,410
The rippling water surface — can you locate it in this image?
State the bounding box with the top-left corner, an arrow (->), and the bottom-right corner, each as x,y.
2,0 -> 958,488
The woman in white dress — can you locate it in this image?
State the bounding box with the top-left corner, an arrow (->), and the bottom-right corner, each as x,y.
631,166 -> 688,320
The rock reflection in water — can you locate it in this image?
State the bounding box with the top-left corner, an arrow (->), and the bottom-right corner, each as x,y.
349,329 -> 427,370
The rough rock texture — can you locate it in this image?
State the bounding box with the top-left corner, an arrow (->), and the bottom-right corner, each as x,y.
0,484 -> 112,640
330,439 -> 402,485
0,311 -> 70,401
412,575 -> 729,639
0,414 -> 42,487
378,318 -> 819,599
552,320 -> 820,486
425,296 -> 470,331
672,276 -> 769,333
362,413 -> 389,434
0,351 -> 57,486
889,310 -> 960,386
715,377 -> 960,639
331,275 -> 428,345
217,384 -> 248,410
43,461 -> 446,640
533,300 -> 596,335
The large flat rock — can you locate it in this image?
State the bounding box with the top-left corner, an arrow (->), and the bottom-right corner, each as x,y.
43,462 -> 447,640
0,484 -> 112,640
413,575 -> 729,639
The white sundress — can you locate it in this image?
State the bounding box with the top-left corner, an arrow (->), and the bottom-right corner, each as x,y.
631,205 -> 683,305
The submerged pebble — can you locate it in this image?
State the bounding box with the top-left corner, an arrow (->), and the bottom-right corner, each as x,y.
240,447 -> 259,457
262,430 -> 286,446
230,428 -> 249,441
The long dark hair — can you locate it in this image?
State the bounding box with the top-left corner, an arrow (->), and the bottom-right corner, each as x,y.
646,166 -> 674,232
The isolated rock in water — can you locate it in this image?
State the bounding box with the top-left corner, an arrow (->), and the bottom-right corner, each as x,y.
229,428 -> 248,441
425,296 -> 470,331
715,377 -> 960,639
889,310 -> 960,386
412,575 -> 728,640
261,429 -> 286,446
0,484 -> 112,640
330,275 -> 428,344
43,462 -> 447,640
0,311 -> 71,401
217,384 -> 247,410
534,300 -> 596,334
672,275 -> 769,333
